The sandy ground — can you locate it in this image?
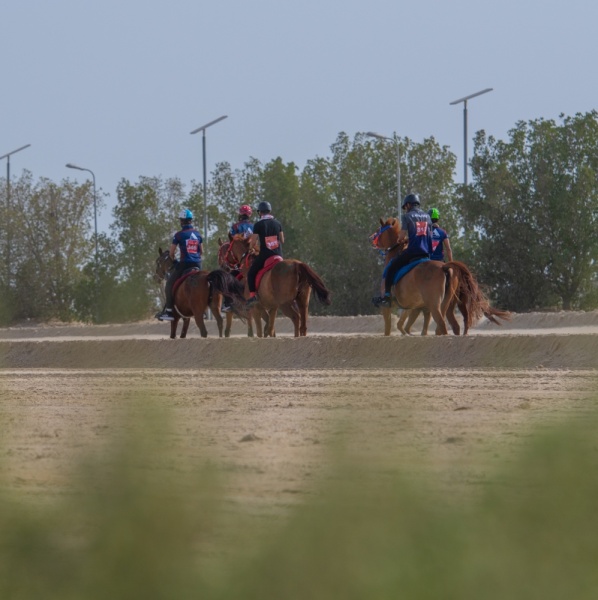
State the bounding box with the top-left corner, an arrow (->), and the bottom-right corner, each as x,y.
1,311 -> 597,516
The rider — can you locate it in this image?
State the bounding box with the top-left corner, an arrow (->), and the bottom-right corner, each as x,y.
156,208 -> 203,322
372,193 -> 432,308
222,205 -> 255,312
429,207 -> 453,262
245,201 -> 284,307
228,204 -> 254,240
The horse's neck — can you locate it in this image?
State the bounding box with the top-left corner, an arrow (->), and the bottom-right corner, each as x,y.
381,234 -> 402,265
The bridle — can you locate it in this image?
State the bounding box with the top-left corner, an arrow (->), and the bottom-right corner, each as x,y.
227,238 -> 255,270
369,223 -> 403,257
154,251 -> 173,282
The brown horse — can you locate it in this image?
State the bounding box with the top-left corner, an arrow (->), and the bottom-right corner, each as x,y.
154,248 -> 245,339
371,218 -> 510,335
228,235 -> 332,337
217,238 -> 268,338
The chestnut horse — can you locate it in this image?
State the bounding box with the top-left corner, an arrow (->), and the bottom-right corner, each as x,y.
371,218 -> 510,336
154,248 -> 245,339
228,235 -> 332,337
217,238 -> 268,338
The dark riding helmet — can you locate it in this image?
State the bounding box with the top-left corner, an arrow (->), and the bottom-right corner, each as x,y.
401,193 -> 420,208
257,201 -> 272,213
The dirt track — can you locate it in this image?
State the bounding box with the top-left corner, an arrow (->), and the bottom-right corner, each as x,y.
1,311 -> 597,513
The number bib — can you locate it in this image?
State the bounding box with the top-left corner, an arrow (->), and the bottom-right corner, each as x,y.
265,235 -> 279,250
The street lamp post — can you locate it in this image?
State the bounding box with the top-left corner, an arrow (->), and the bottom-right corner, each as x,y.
450,88 -> 493,185
190,115 -> 228,247
66,164 -> 100,320
366,132 -> 401,216
0,144 -> 32,286
66,163 -> 98,269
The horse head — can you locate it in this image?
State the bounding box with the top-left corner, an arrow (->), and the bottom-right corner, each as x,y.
217,238 -> 233,272
229,235 -> 254,269
369,217 -> 401,251
154,247 -> 174,282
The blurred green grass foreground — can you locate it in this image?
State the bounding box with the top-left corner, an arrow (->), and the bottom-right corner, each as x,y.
1,401 -> 598,600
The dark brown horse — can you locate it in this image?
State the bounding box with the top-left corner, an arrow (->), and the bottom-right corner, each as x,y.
154,248 -> 245,339
371,218 -> 510,335
228,236 -> 332,337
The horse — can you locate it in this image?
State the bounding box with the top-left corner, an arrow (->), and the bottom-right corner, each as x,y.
227,235 -> 332,337
217,238 -> 268,338
154,248 -> 246,339
370,218 -> 510,336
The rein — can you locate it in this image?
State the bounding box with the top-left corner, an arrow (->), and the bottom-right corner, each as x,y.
370,224 -> 403,258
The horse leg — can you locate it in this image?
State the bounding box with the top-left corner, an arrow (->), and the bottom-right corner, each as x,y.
225,311 -> 233,338
396,309 -> 407,335
440,268 -> 460,335
295,287 -> 311,336
193,312 -> 208,338
446,296 -> 461,336
170,316 -> 179,340
431,307 -> 449,335
382,306 -> 392,336
281,302 -> 301,337
180,317 -> 190,339
210,303 -> 224,337
420,310 -> 431,336
405,309 -> 422,336
252,307 -> 264,338
265,308 -> 278,337
458,299 -> 469,335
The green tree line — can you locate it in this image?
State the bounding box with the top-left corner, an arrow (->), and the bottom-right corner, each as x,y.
1,111 -> 597,324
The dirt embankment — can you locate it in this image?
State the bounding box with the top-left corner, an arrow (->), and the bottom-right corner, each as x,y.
0,311 -> 597,370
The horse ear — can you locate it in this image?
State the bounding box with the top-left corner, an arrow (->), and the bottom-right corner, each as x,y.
379,217 -> 384,226
217,237 -> 223,246
159,247 -> 163,255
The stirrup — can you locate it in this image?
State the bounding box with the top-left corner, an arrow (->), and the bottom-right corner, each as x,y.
372,295 -> 391,308
246,295 -> 259,307
157,309 -> 175,322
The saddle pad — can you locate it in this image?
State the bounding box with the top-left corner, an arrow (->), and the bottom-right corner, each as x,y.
256,255 -> 283,291
383,258 -> 430,286
172,267 -> 201,297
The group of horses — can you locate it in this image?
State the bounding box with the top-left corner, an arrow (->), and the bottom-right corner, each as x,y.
154,235 -> 332,339
154,217 -> 508,339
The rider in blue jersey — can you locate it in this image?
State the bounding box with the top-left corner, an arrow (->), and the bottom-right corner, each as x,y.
228,204 -> 254,240
222,205 -> 255,313
156,209 -> 203,322
429,207 -> 453,262
372,194 -> 432,308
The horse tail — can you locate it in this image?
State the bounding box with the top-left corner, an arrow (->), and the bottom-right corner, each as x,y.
206,269 -> 246,303
297,263 -> 332,305
444,261 -> 511,328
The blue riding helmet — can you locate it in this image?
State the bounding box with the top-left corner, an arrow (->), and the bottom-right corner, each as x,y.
178,208 -> 194,220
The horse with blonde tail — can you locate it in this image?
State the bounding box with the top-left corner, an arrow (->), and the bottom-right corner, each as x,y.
370,218 -> 510,336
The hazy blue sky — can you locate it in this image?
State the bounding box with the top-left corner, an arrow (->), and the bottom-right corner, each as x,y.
2,0 -> 597,231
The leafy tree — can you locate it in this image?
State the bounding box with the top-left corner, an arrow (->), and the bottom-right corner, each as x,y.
110,176 -> 187,319
462,111 -> 598,310
2,173 -> 97,321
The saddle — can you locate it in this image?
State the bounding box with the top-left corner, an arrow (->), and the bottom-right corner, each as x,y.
172,267 -> 201,297
383,257 -> 430,286
256,255 -> 283,290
